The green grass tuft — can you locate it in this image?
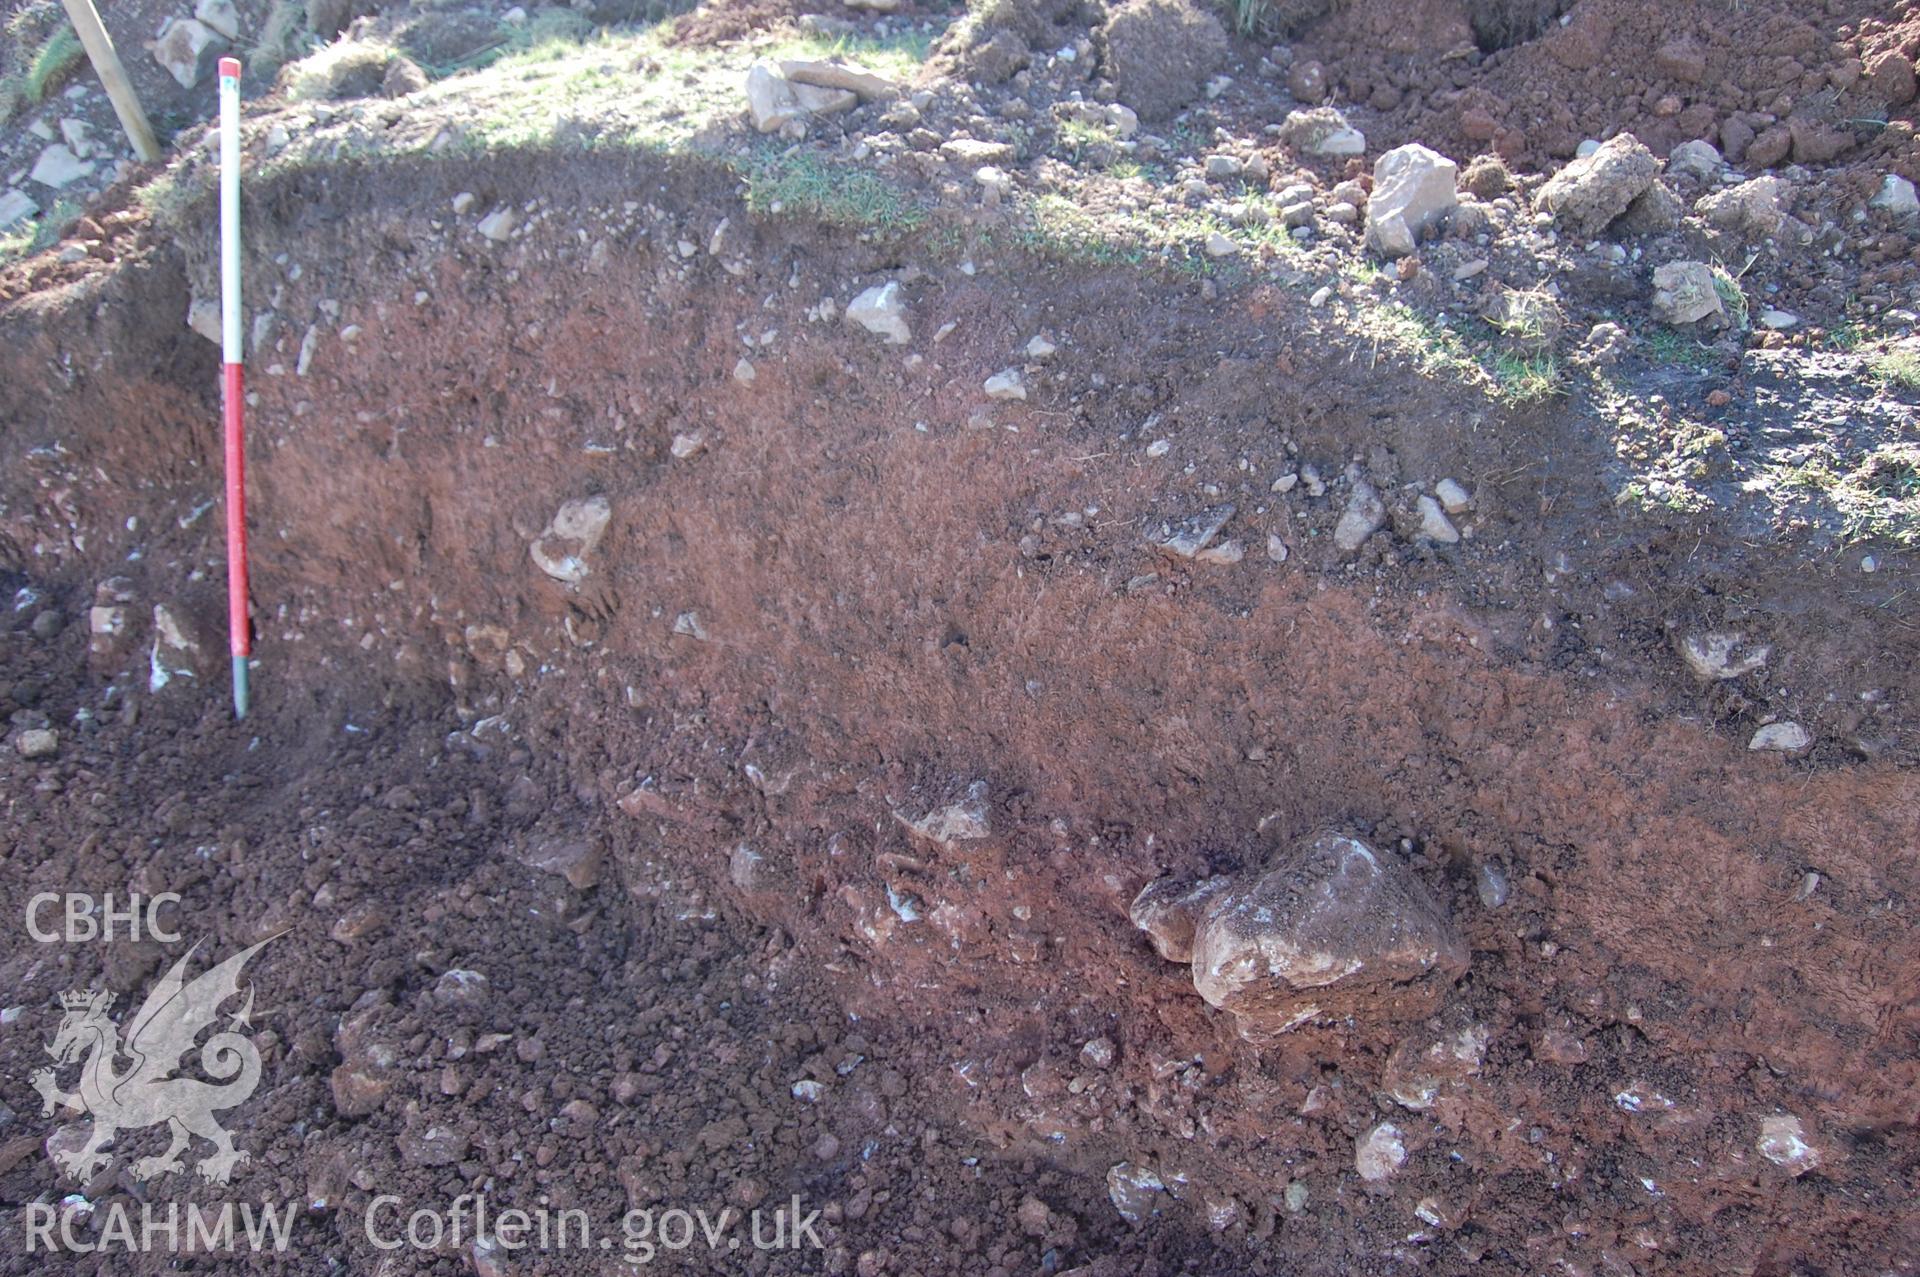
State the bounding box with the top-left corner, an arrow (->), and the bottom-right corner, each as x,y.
1866,343 -> 1920,391
26,25 -> 84,102
0,195 -> 80,264
1492,352 -> 1563,402
742,148 -> 925,231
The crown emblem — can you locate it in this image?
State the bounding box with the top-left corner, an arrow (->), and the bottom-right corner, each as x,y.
58,989 -> 110,1013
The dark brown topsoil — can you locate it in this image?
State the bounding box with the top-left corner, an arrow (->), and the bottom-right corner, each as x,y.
0,127 -> 1917,1277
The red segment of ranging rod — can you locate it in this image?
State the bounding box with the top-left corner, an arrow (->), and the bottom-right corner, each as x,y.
218,55 -> 250,718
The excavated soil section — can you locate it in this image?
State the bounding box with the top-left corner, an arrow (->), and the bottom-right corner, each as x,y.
1,151 -> 1917,1274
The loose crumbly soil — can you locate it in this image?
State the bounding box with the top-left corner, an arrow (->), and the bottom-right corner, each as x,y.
3,0 -> 1920,1270
0,135 -> 1917,1277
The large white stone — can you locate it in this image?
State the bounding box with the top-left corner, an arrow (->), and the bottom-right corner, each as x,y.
844,281 -> 910,344
29,144 -> 93,191
153,18 -> 226,89
1365,144 -> 1458,259
195,0 -> 242,39
745,62 -> 803,133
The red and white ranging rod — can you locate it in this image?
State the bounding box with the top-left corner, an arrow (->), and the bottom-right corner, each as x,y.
218,56 -> 251,719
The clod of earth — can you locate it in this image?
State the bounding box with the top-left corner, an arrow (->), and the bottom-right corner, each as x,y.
1098,0 -> 1229,122
1279,107 -> 1366,159
1135,831 -> 1469,1041
1697,176 -> 1788,240
1533,134 -> 1658,239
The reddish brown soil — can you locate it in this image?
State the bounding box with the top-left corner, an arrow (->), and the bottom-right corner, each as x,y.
1290,0 -> 1920,177
1,148 -> 1917,1277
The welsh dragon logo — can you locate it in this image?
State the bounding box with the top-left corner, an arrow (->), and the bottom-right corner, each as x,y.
32,936 -> 276,1185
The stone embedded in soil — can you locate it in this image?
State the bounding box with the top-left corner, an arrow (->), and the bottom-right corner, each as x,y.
1334,480 -> 1387,552
900,781 -> 992,851
844,282 -> 910,344
1749,721 -> 1811,753
1382,1025 -> 1488,1110
1757,1115 -> 1820,1176
149,603 -> 209,691
529,495 -> 612,585
1667,139 -> 1724,183
1533,134 -> 1658,239
1416,495 -> 1460,544
733,357 -> 756,385
1099,0 -> 1228,122
476,208 -> 517,242
1130,874 -> 1232,962
520,836 -> 602,889
29,144 -> 92,191
1196,539 -> 1244,565
14,728 -> 57,759
1278,107 -> 1365,158
1172,832 -> 1468,1040
0,190 -> 37,233
1151,504 -> 1235,558
1678,630 -> 1769,681
470,1236 -> 511,1277
1868,175 -> 1919,221
1355,1121 -> 1407,1182
397,1120 -> 469,1167
153,18 -> 226,89
432,969 -> 490,1009
331,1062 -> 394,1117
1434,478 -> 1472,514
1650,261 -> 1725,327
1365,144 -> 1457,260
1105,1161 -> 1166,1224
983,368 -> 1027,400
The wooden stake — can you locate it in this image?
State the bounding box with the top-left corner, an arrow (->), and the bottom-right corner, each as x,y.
58,0 -> 163,164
